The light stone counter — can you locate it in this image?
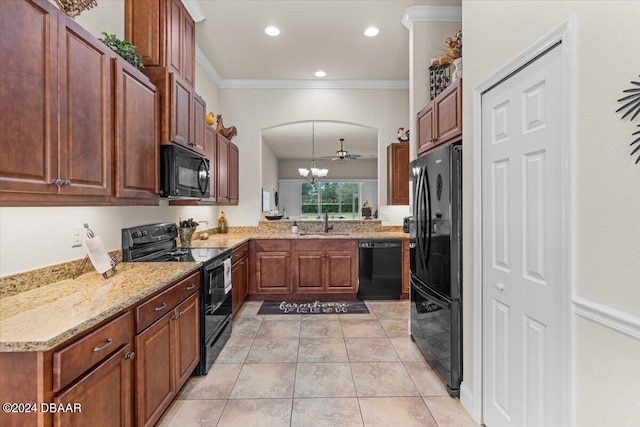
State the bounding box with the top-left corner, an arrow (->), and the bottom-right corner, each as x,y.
0,262 -> 200,352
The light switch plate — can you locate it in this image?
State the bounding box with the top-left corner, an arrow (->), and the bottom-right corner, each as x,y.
71,226 -> 83,248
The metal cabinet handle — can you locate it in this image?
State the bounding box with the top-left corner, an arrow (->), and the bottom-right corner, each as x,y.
154,302 -> 167,311
496,283 -> 504,291
93,338 -> 113,352
51,178 -> 62,186
63,179 -> 71,187
125,351 -> 136,360
186,284 -> 196,290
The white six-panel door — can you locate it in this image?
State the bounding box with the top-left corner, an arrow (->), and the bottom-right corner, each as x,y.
481,45 -> 564,427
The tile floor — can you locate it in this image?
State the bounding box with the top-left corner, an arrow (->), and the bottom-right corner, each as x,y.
159,300 -> 478,427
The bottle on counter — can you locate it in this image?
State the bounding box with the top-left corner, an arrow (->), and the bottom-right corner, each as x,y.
292,221 -> 298,234
218,211 -> 228,234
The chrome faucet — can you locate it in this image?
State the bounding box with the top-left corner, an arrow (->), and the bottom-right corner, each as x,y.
324,212 -> 334,233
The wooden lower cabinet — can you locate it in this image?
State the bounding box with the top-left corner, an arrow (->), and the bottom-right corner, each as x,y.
135,292 -> 199,427
231,243 -> 250,317
252,240 -> 292,295
402,239 -> 410,298
53,344 -> 134,427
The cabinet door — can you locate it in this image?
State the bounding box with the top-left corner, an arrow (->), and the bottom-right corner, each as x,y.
168,0 -> 183,78
125,0 -> 161,67
417,103 -> 435,156
434,79 -> 462,145
292,252 -> 325,293
54,344 -> 133,427
192,93 -> 206,154
114,58 -> 159,202
387,143 -> 409,205
174,293 -> 199,390
182,8 -> 195,87
229,142 -> 239,205
58,17 -> 113,197
402,243 -> 410,296
0,0 -> 60,196
232,255 -> 248,317
325,251 -> 357,291
216,134 -> 230,203
202,127 -> 217,203
170,73 -> 195,151
135,313 -> 174,427
255,252 -> 290,293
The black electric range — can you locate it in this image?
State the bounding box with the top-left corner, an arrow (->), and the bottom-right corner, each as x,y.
122,223 -> 232,375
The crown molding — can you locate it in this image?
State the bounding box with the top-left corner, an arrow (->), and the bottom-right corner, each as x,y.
401,5 -> 462,29
219,79 -> 409,90
195,44 -> 223,86
181,0 -> 206,23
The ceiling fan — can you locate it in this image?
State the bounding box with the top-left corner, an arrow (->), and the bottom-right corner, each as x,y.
322,138 -> 362,161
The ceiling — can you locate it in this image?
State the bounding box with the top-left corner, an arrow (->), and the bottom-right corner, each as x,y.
188,0 -> 459,159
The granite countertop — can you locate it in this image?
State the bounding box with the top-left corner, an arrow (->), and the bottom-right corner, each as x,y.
0,262 -> 200,352
189,231 -> 407,248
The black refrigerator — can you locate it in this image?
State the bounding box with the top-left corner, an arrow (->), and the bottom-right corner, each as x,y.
408,142 -> 462,397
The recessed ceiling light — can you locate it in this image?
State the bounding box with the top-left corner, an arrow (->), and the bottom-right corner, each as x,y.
315,70 -> 327,78
364,27 -> 379,37
265,26 -> 280,36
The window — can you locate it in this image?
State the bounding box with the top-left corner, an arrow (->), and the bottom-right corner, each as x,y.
279,180 -> 377,219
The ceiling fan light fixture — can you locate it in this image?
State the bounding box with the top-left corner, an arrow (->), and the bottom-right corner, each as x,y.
299,122 -> 329,183
336,149 -> 348,158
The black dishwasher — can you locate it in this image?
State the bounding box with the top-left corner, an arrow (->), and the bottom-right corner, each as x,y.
357,239 -> 402,300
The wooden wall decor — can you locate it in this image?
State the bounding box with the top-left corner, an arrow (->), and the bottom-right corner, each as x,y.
616,74 -> 640,164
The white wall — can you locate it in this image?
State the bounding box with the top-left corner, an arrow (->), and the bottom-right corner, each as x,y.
462,1 -> 640,425
261,143 -> 279,211
217,88 -> 410,225
278,159 -> 378,180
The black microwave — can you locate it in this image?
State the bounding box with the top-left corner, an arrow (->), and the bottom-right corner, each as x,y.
160,144 -> 210,199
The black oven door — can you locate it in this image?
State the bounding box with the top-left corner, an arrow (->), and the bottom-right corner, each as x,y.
202,261 -> 232,339
160,144 -> 210,199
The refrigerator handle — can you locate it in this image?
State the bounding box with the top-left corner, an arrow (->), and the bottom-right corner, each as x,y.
417,167 -> 429,273
424,165 -> 432,270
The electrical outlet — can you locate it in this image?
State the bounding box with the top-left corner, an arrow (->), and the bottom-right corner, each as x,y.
71,226 -> 83,248
382,212 -> 390,221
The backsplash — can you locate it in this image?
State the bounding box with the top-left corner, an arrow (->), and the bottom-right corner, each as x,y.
0,251 -> 122,298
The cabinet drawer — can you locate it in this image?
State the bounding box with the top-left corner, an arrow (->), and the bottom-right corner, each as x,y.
53,311 -> 133,392
254,239 -> 290,252
293,239 -> 356,252
232,242 -> 249,264
136,272 -> 200,333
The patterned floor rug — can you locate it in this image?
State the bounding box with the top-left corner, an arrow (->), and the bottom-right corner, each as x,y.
257,300 -> 369,315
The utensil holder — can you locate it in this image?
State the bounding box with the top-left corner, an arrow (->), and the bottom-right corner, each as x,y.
179,226 -> 197,247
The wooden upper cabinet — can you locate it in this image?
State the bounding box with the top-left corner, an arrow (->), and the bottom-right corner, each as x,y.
192,93 -> 206,154
114,58 -> 159,202
0,0 -> 60,196
417,79 -> 462,157
125,0 -> 196,86
216,134 -> 230,204
387,143 -> 409,205
229,143 -> 239,205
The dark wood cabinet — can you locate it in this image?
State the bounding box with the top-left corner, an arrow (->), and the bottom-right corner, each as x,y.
216,133 -> 230,203
252,240 -> 291,294
114,58 -> 159,202
170,72 -> 195,151
292,240 -> 357,295
387,143 -> 409,205
229,142 -> 239,205
125,0 -> 195,86
417,79 -> 462,156
193,93 -> 206,154
402,239 -> 410,298
232,242 -> 250,317
135,274 -> 200,427
53,344 -> 134,427
0,0 -> 60,197
0,0 -> 160,206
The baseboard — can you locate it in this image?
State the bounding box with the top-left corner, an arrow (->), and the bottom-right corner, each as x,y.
460,381 -> 481,423
573,297 -> 640,340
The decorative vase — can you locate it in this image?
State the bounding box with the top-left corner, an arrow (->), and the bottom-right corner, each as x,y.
205,112 -> 215,126
179,226 -> 197,247
452,58 -> 462,80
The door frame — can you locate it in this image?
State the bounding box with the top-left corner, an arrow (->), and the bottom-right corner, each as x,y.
469,19 -> 576,426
